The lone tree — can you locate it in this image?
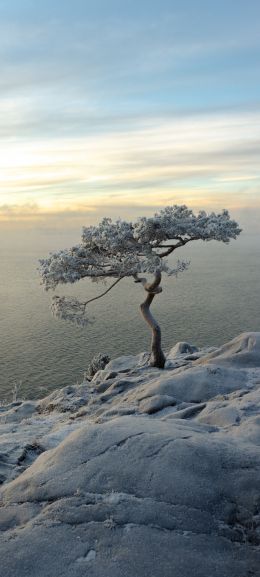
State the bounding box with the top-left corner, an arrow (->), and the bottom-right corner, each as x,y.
39,205 -> 241,369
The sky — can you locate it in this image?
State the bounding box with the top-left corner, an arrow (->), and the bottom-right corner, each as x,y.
0,0 -> 260,231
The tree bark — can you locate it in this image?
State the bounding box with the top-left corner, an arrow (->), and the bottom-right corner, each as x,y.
138,270 -> 166,369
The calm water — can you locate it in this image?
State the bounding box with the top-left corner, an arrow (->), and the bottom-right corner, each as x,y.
0,229 -> 259,401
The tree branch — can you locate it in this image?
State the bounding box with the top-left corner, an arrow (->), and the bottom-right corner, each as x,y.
157,236 -> 199,258
79,270 -> 123,279
82,277 -> 123,310
156,242 -> 183,258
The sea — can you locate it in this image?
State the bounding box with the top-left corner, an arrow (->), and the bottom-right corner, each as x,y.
0,228 -> 259,401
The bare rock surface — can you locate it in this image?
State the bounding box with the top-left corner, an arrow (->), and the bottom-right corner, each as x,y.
0,332 -> 260,577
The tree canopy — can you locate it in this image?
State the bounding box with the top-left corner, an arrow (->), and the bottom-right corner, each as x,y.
39,205 -> 241,368
40,206 -> 241,285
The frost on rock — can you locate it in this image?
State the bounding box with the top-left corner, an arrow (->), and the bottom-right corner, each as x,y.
0,332 -> 260,577
168,341 -> 199,358
87,353 -> 111,379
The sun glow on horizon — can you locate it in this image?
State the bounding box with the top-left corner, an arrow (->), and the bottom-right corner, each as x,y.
1,110 -> 260,227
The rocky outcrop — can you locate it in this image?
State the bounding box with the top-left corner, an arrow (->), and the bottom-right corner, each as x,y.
0,333 -> 259,577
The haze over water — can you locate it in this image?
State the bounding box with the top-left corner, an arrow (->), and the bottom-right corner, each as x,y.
0,229 -> 259,401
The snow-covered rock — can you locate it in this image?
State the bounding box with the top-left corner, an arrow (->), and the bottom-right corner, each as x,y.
0,332 -> 259,577
196,331 -> 260,367
0,401 -> 37,424
104,352 -> 150,374
168,341 -> 198,357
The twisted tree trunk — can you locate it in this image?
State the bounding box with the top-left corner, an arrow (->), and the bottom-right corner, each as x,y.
135,270 -> 166,369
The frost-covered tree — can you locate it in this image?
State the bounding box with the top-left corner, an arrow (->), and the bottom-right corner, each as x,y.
39,206 -> 241,369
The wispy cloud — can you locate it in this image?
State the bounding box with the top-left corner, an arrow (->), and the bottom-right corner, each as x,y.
1,110 -> 259,221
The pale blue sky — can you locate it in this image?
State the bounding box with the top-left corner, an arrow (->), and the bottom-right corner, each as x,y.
0,0 -> 259,228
